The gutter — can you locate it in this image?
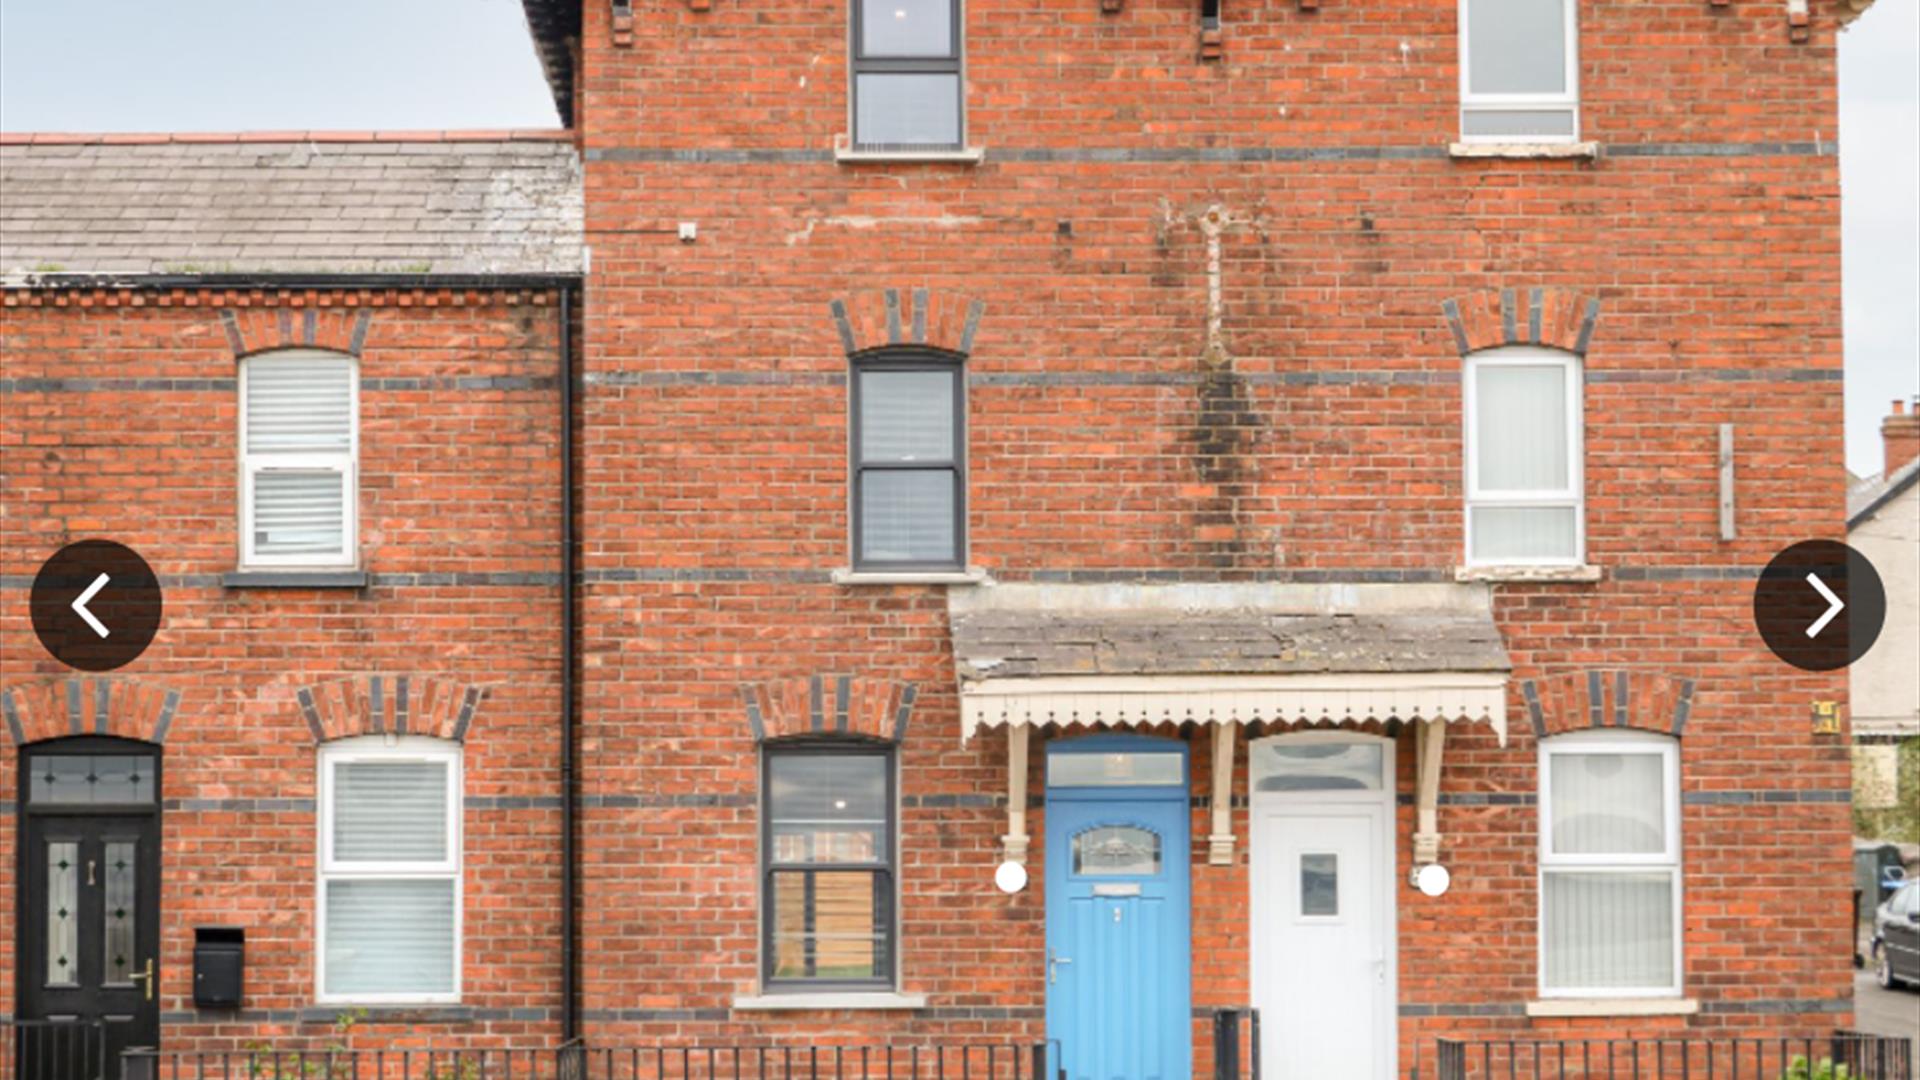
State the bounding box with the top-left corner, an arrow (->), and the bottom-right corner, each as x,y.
2,272 -> 582,291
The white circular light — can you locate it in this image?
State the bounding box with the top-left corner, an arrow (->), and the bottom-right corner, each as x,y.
1414,863 -> 1451,898
994,860 -> 1029,894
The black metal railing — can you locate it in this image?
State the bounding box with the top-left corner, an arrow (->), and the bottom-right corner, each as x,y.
1435,1032 -> 1915,1080
121,1043 -> 1051,1080
1211,1007 -> 1262,1080
5,1018 -> 109,1080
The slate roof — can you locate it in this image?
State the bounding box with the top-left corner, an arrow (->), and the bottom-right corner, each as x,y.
0,134 -> 583,279
948,584 -> 1511,682
1848,456 -> 1920,527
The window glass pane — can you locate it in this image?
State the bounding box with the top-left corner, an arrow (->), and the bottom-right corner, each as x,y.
1301,853 -> 1339,916
46,841 -> 78,988
770,755 -> 887,864
103,841 -> 137,985
1072,826 -> 1162,876
859,370 -> 955,463
1461,108 -> 1576,139
246,355 -> 353,453
252,469 -> 347,558
1542,870 -> 1674,991
860,0 -> 953,56
1251,742 -> 1384,792
1465,0 -> 1568,95
323,878 -> 456,996
1474,363 -> 1569,492
1469,505 -> 1577,562
854,73 -> 961,149
770,869 -> 885,981
1047,751 -> 1184,788
29,755 -> 154,804
1549,750 -> 1666,855
860,469 -> 956,564
332,760 -> 450,863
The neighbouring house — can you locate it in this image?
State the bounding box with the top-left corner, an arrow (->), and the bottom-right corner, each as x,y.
0,0 -> 1888,1074
0,133 -> 583,1062
1849,399 -> 1920,837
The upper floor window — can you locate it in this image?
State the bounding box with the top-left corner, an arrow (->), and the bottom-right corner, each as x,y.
1538,731 -> 1681,998
850,0 -> 964,151
762,743 -> 897,990
1463,347 -> 1584,566
1459,0 -> 1579,143
851,351 -> 966,571
240,350 -> 358,568
318,736 -> 461,1003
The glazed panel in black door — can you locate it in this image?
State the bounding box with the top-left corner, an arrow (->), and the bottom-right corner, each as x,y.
18,812 -> 161,1079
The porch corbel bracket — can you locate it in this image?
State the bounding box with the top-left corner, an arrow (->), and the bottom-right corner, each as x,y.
1208,722 -> 1236,865
1411,718 -> 1447,874
1002,724 -> 1032,865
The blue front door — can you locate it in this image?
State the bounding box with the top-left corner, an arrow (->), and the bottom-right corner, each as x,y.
1045,737 -> 1192,1080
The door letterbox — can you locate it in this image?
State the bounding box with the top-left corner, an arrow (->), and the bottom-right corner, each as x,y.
193,926 -> 244,1008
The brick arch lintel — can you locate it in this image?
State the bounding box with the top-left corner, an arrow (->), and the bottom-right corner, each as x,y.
741,675 -> 919,744
1519,669 -> 1698,741
1442,288 -> 1602,357
297,674 -> 491,744
222,306 -> 372,359
827,288 -> 985,358
1,677 -> 183,746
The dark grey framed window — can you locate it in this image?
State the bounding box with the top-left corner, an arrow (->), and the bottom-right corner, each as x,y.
851,351 -> 966,571
761,743 -> 896,990
849,0 -> 963,151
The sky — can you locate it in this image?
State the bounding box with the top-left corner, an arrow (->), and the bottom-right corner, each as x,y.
2,0 -> 1915,476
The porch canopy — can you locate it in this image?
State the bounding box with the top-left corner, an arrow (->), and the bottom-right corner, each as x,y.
947,582 -> 1511,867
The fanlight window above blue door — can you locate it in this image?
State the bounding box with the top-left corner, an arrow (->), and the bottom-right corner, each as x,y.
1047,751 -> 1184,788
1071,825 -> 1161,876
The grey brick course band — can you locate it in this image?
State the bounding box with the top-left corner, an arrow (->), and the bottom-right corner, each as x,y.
1682,789 -> 1850,805
575,367 -> 1835,391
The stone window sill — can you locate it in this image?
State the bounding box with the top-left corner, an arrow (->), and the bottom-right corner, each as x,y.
1449,141 -> 1601,160
1454,564 -> 1603,584
832,567 -> 994,586
299,1004 -> 471,1024
224,569 -> 369,589
1526,997 -> 1698,1018
732,991 -> 928,1011
834,146 -> 986,165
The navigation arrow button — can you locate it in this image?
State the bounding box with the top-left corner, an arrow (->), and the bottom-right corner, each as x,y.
1804,572 -> 1844,638
72,572 -> 112,638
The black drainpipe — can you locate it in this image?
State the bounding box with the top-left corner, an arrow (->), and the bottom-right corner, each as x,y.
558,283 -> 579,1044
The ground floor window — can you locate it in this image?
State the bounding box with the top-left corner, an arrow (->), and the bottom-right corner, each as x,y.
317,735 -> 462,1003
1538,730 -> 1682,997
762,742 -> 895,989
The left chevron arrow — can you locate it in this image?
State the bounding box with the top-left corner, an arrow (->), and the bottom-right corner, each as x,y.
71,572 -> 111,638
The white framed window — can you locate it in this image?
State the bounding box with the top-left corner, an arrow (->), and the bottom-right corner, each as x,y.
1459,0 -> 1579,143
240,350 -> 358,568
1538,731 -> 1682,998
317,736 -> 461,1004
1463,347 -> 1584,566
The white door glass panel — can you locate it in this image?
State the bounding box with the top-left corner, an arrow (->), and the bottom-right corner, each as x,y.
1251,741 -> 1385,793
1474,364 -> 1568,491
860,470 -> 956,563
854,74 -> 961,148
1548,751 -> 1667,855
859,371 -> 955,462
1466,0 -> 1568,95
332,760 -> 451,864
323,878 -> 457,996
860,0 -> 953,56
1542,870 -> 1675,991
1469,506 -> 1578,562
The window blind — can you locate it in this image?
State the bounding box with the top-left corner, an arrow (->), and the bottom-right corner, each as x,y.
245,357 -> 353,453
243,351 -> 355,564
323,879 -> 457,997
332,760 -> 450,864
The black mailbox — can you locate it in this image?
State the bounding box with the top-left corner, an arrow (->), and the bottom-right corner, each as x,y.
193,926 -> 244,1008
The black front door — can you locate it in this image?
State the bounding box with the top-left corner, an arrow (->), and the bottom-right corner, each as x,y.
16,738 -> 162,1080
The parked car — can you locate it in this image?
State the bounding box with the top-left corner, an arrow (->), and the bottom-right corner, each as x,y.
1871,879 -> 1920,991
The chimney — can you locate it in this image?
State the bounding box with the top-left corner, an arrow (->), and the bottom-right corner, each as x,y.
1886,397 -> 1920,477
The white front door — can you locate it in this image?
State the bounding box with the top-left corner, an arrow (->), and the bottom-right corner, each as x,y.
1249,735 -> 1395,1080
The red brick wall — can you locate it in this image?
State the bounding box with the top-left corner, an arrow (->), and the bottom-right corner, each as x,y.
576,0 -> 1854,1070
1,287 -> 568,1051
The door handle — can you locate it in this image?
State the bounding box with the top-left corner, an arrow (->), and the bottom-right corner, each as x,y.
1048,949 -> 1072,984
128,958 -> 155,1001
